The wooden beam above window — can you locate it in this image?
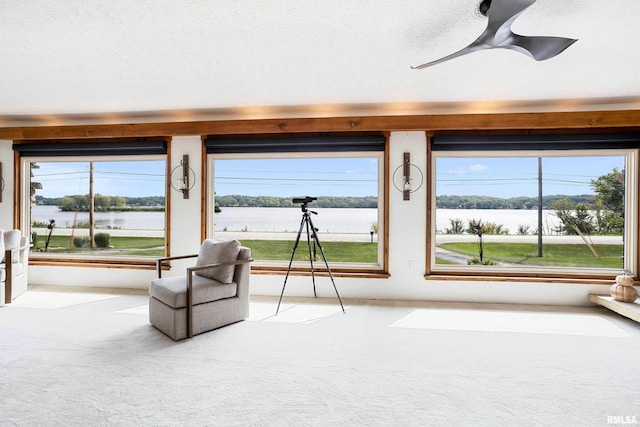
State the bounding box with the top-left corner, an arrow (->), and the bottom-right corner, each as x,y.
1,110 -> 639,140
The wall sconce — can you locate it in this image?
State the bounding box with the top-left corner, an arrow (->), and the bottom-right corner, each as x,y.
170,155 -> 195,199
0,162 -> 3,203
392,152 -> 423,201
403,152 -> 411,200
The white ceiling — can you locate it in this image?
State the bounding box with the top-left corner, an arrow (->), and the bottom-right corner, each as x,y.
1,0 -> 640,126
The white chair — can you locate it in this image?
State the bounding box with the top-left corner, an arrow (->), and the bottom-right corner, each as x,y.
149,240 -> 252,340
0,229 -> 30,306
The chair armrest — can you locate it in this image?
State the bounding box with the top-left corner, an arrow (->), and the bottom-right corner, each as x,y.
4,240 -> 28,265
155,254 -> 198,278
184,257 -> 253,338
186,258 -> 253,275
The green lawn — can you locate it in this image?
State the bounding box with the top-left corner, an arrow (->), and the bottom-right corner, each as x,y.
33,235 -> 378,263
438,242 -> 623,268
33,235 -> 166,256
239,239 -> 378,263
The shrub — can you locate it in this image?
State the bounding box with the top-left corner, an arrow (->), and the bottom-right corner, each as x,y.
466,218 -> 484,235
467,257 -> 498,266
483,222 -> 509,235
94,233 -> 111,248
444,218 -> 465,234
72,236 -> 91,248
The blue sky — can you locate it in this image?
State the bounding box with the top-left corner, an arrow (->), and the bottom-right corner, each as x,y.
32,157 -> 380,198
436,155 -> 625,198
32,161 -> 166,198
214,158 -> 379,198
32,155 -> 624,199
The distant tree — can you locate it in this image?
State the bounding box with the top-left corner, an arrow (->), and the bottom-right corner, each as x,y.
113,196 -> 126,207
59,195 -> 89,211
591,168 -> 624,214
551,168 -> 625,236
594,202 -> 624,234
551,199 -> 594,235
94,194 -> 111,209
59,197 -> 77,211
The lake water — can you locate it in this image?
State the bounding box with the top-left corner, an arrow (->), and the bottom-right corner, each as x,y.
31,205 -> 561,234
213,207 -> 379,234
31,205 -> 166,230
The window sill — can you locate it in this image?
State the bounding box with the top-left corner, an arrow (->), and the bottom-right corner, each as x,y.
252,265 -> 389,279
425,273 -> 614,285
29,257 -> 157,270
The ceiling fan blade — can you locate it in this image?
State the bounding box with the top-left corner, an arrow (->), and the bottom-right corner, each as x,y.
411,43 -> 485,69
502,34 -> 578,61
485,0 -> 536,30
412,0 -> 576,68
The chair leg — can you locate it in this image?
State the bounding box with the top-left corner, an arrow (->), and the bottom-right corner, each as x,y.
3,282 -> 9,305
5,252 -> 13,304
187,272 -> 193,338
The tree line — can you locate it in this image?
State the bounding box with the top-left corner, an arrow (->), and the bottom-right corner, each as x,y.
35,193 -> 605,212
436,194 -> 595,210
35,194 -> 379,210
215,195 -> 379,208
35,195 -> 164,211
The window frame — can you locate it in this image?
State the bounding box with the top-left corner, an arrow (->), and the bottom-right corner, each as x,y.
206,151 -> 389,276
427,148 -> 638,282
19,154 -> 169,267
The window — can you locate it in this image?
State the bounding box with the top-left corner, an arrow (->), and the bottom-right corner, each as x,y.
205,135 -> 387,273
16,141 -> 167,263
430,134 -> 639,279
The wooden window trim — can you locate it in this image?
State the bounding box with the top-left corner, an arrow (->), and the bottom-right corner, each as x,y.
425,132 -> 638,283
204,133 -> 390,274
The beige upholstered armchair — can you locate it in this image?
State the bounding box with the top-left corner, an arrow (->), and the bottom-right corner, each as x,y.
149,240 -> 252,340
0,229 -> 30,306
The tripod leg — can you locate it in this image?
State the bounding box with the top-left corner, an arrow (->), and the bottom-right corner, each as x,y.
307,216 -> 345,313
305,216 -> 317,298
276,215 -> 306,315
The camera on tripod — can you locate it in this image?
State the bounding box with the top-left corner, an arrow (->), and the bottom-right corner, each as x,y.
277,195 -> 344,315
292,196 -> 317,204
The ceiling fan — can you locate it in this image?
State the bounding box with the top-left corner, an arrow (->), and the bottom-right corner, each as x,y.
412,0 -> 577,69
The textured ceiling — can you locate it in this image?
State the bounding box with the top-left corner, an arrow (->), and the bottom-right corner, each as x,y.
1,0 -> 640,126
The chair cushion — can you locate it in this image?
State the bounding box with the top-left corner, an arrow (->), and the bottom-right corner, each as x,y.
150,274 -> 237,309
4,230 -> 21,250
3,230 -> 21,263
194,239 -> 241,284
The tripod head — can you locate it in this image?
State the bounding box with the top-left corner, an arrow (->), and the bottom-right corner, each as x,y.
292,196 -> 318,214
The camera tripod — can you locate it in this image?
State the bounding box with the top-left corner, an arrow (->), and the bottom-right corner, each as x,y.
276,199 -> 345,315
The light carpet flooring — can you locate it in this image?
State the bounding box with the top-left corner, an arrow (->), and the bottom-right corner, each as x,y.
1,286 -> 639,426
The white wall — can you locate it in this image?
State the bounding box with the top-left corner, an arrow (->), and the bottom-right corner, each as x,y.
0,141 -> 14,226
0,135 -> 609,305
